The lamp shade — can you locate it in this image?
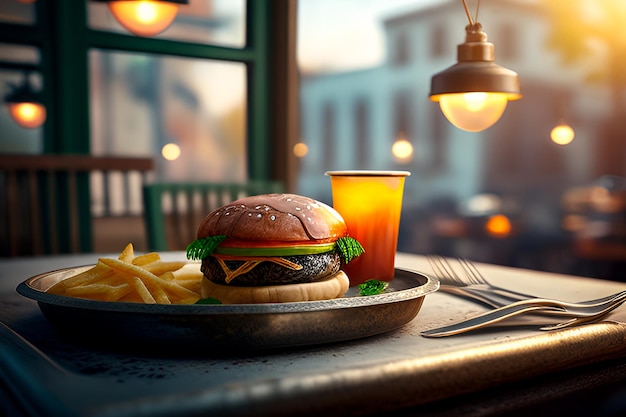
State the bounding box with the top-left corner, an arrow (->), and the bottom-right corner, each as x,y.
430,23 -> 521,132
101,0 -> 188,37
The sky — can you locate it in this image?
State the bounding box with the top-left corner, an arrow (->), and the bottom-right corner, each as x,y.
297,0 -> 446,73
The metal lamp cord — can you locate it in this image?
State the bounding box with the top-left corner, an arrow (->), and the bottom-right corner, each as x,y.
461,0 -> 481,27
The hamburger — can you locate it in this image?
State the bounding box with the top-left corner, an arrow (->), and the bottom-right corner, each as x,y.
186,193 -> 364,304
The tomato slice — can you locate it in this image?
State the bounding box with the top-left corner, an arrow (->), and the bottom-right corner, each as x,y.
213,242 -> 336,257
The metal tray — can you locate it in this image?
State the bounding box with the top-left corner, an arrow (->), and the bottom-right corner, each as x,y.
17,267 -> 438,351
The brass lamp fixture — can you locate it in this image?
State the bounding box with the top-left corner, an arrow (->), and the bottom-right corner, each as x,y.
5,75 -> 46,129
95,0 -> 189,37
429,0 -> 521,132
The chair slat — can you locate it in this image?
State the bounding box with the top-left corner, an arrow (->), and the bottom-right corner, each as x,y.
0,154 -> 154,257
143,181 -> 286,251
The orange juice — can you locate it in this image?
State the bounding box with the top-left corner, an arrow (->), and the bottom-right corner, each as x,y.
326,171 -> 410,286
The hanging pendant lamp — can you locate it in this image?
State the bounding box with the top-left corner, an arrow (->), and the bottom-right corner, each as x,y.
95,0 -> 188,37
5,75 -> 46,129
429,0 -> 521,132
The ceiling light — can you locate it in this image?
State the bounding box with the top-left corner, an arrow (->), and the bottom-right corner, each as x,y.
4,75 -> 46,129
96,0 -> 188,37
429,0 -> 521,132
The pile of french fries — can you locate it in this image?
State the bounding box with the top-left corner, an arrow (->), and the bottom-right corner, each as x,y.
47,244 -> 203,304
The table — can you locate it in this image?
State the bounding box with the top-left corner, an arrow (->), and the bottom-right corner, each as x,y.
2,252 -> 626,417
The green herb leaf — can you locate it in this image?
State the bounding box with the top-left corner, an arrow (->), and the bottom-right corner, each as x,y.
186,235 -> 227,260
335,236 -> 365,264
358,279 -> 389,296
195,297 -> 222,305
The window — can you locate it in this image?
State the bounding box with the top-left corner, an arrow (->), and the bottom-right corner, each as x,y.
0,0 -> 295,252
392,31 -> 410,67
322,101 -> 336,170
354,98 -> 370,168
0,44 -> 42,153
87,0 -> 246,47
393,91 -> 412,142
430,23 -> 447,58
89,50 -> 247,182
0,0 -> 288,179
430,103 -> 447,170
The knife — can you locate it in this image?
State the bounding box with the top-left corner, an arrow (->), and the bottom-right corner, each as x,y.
421,303 -> 564,338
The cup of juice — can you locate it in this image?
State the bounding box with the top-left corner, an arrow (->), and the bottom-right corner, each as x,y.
326,170 -> 410,286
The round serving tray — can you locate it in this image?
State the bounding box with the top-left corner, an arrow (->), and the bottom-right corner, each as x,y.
17,266 -> 438,351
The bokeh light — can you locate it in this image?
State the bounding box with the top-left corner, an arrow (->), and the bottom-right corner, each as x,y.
161,143 -> 181,161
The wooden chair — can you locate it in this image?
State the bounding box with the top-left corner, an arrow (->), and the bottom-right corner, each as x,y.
0,154 -> 154,257
142,181 -> 285,251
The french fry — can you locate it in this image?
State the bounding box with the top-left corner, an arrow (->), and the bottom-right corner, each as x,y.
66,283 -> 133,302
142,261 -> 188,276
118,243 -> 135,262
47,263 -> 113,293
47,243 -> 204,305
128,276 -> 157,304
132,252 -> 160,266
98,258 -> 199,300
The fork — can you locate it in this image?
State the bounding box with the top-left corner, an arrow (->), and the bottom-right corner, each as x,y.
421,290 -> 626,337
428,255 -> 623,310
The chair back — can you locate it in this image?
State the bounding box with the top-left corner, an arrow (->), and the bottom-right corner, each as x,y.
142,181 -> 285,251
0,154 -> 154,257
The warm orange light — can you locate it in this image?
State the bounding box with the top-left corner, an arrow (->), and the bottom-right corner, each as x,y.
293,142 -> 308,158
108,1 -> 179,37
8,102 -> 46,129
550,123 -> 575,145
436,92 -> 511,132
485,214 -> 512,238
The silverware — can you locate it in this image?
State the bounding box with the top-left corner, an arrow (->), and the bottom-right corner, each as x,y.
421,292 -> 626,337
428,255 -> 537,308
428,255 -> 624,312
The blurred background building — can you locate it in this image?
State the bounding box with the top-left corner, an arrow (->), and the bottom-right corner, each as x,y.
296,0 -> 626,280
2,0 -> 626,280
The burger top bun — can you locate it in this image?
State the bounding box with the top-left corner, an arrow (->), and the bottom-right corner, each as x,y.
197,193 -> 347,243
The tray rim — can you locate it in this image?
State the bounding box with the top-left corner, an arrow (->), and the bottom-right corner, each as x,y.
17,266 -> 440,316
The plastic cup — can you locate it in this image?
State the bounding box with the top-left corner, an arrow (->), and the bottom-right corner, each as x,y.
326,170 -> 410,286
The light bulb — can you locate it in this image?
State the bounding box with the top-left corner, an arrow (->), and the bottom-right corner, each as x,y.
438,92 -> 509,132
108,1 -> 179,37
550,124 -> 575,145
8,102 -> 46,129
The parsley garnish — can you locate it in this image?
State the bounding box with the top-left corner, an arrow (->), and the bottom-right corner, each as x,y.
335,237 -> 365,264
358,279 -> 389,296
186,235 -> 227,260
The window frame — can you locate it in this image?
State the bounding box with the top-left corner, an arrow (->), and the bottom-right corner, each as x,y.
0,0 -> 298,250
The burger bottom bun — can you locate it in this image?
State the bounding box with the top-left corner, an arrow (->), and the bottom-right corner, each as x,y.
200,271 -> 350,304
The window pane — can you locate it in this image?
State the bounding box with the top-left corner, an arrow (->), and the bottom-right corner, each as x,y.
89,49 -> 247,183
0,44 -> 43,154
0,1 -> 36,25
88,0 -> 246,48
